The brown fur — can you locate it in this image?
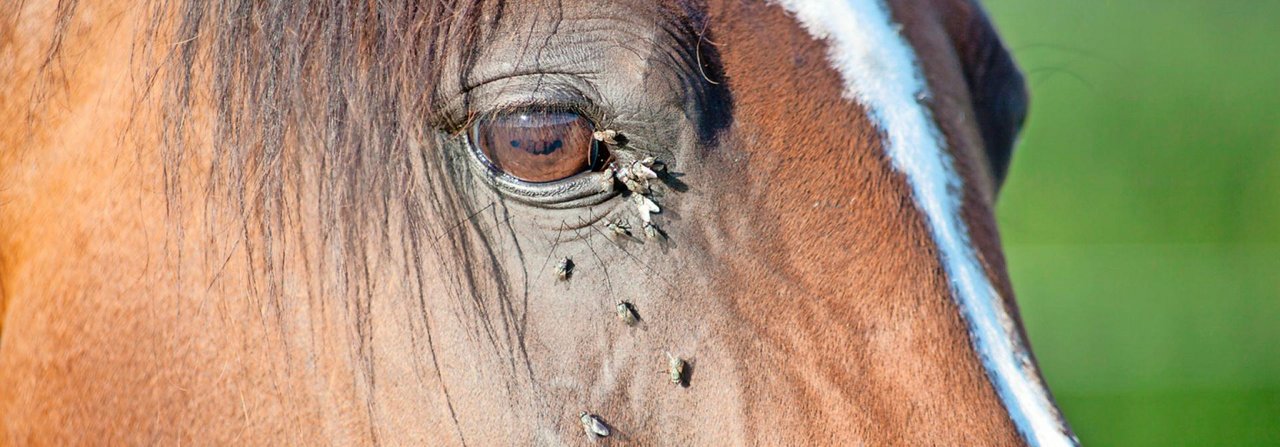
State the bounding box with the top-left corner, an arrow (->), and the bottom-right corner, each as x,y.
687,1 -> 1020,443
0,0 -> 1049,444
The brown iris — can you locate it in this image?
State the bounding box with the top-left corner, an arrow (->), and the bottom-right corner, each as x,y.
472,112 -> 598,183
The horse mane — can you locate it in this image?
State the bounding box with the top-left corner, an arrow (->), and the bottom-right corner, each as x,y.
13,1 -> 538,436
41,0 -> 522,393
148,0 -> 485,291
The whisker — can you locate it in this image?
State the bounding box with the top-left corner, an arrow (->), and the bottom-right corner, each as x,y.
572,222 -> 615,298
433,200 -> 495,242
579,215 -> 677,290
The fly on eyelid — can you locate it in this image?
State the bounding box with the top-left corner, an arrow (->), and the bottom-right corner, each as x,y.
593,129 -> 620,146
614,157 -> 659,195
642,221 -> 661,240
632,194 -> 660,224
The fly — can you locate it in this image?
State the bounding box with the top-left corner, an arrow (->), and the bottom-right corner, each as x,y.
665,352 -> 686,387
606,219 -> 632,239
617,301 -> 639,326
555,257 -> 574,281
579,412 -> 610,438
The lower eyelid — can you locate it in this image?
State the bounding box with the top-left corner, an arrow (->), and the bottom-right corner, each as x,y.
455,73 -> 605,125
479,166 -> 618,209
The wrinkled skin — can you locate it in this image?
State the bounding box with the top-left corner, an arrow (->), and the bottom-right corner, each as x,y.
0,0 -> 1045,445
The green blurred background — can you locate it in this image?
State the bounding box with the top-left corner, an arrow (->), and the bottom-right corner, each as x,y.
985,0 -> 1280,445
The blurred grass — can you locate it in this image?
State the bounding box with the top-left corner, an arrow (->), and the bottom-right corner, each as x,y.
986,0 -> 1280,445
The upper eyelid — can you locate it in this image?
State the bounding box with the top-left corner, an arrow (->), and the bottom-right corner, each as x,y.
474,102 -> 603,129
450,73 -> 612,130
462,69 -> 601,94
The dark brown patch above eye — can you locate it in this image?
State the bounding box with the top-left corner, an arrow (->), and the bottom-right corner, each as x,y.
472,112 -> 597,183
946,9 -> 1028,189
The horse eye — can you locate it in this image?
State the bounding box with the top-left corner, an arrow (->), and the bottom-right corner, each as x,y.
471,112 -> 599,183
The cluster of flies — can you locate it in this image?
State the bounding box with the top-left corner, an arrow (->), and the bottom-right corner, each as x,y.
555,129 -> 688,441
596,129 -> 665,240
553,128 -> 664,282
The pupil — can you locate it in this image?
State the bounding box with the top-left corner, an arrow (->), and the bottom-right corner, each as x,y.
507,139 -> 565,156
541,139 -> 563,155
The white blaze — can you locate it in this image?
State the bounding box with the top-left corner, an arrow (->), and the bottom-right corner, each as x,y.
769,1 -> 1077,445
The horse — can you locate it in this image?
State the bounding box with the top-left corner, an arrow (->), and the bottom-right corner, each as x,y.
0,0 -> 1076,444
